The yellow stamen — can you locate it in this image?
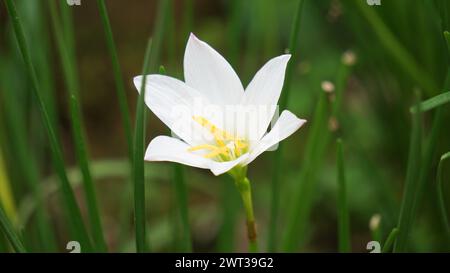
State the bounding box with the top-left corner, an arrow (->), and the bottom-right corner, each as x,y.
188,144 -> 220,152
189,116 -> 248,161
204,146 -> 229,158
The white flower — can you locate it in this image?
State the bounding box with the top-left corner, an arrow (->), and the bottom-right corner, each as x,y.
134,33 -> 306,176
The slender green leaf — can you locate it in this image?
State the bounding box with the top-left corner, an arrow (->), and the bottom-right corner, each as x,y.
353,1 -> 437,96
410,91 -> 450,113
269,0 -> 305,252
133,0 -> 171,253
4,0 -> 92,251
394,91 -> 423,252
134,38 -> 153,253
283,91 -> 329,251
70,95 -> 107,252
382,227 -> 399,253
336,139 -> 351,253
0,70 -> 57,252
48,0 -> 106,252
96,0 -> 133,160
437,152 -> 450,237
0,205 -> 26,253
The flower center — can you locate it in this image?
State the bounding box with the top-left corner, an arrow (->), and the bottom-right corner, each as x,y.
188,116 -> 248,161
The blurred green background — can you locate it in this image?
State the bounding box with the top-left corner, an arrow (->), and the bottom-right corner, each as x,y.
0,0 -> 449,253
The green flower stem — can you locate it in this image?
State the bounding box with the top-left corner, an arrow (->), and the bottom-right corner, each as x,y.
232,169 -> 258,252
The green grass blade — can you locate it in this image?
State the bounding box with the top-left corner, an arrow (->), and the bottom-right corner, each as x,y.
353,1 -> 437,96
0,205 -> 26,253
281,51 -> 354,251
134,38 -> 153,253
70,95 -> 107,252
159,65 -> 192,252
133,0 -> 170,253
96,0 -> 133,160
59,0 -> 77,79
445,31 -> 450,53
437,152 -> 450,237
48,1 -> 106,252
408,30 -> 450,249
410,91 -> 450,113
268,0 -> 305,252
283,92 -> 329,251
382,227 -> 399,253
393,91 -> 423,253
0,64 -> 57,252
278,0 -> 304,111
336,139 -> 351,253
4,0 -> 93,251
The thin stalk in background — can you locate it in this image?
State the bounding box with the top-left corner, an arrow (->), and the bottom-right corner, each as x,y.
48,1 -> 106,252
282,52 -> 354,251
436,152 -> 450,238
4,0 -> 93,251
268,0 -> 305,252
59,0 -> 77,81
133,38 -> 153,253
96,0 -> 134,160
282,91 -> 329,251
336,139 -> 351,253
393,91 -> 423,253
408,30 -> 450,250
133,0 -> 171,254
0,204 -> 26,253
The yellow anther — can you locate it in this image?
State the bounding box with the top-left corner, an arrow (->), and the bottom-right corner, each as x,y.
192,116 -> 234,142
188,144 -> 219,152
189,116 -> 248,161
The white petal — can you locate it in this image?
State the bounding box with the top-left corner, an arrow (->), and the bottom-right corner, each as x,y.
184,33 -> 244,105
241,54 -> 291,140
145,136 -> 211,169
145,136 -> 249,176
134,74 -> 212,146
244,110 -> 306,165
207,153 -> 249,176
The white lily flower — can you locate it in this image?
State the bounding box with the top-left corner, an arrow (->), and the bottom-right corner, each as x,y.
134,33 -> 306,176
